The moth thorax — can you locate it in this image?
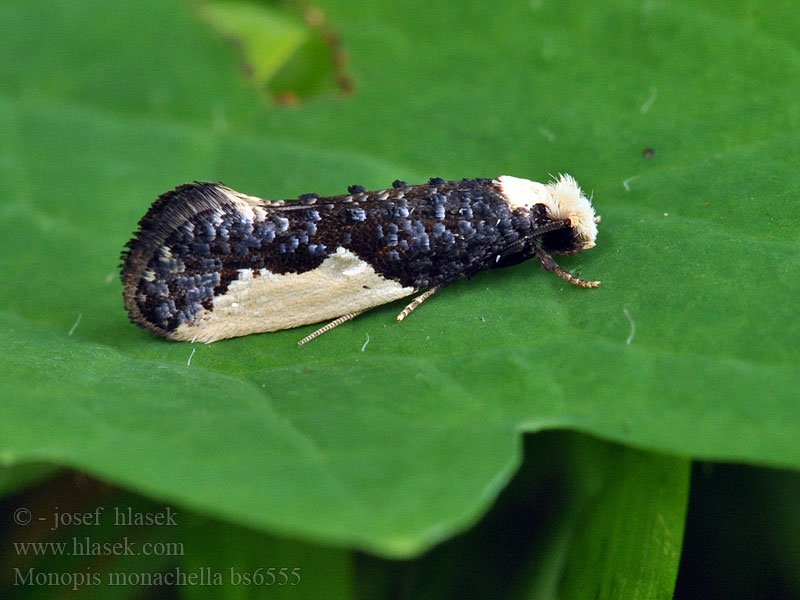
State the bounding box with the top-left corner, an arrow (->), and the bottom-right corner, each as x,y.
496,174 -> 598,253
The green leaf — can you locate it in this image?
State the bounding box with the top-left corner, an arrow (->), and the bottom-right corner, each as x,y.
1,0 -> 799,561
531,441 -> 689,600
0,463 -> 56,497
180,514 -> 353,600
199,1 -> 310,87
198,0 -> 340,101
355,434 -> 689,600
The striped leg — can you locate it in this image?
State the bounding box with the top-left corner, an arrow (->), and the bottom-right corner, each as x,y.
534,247 -> 601,288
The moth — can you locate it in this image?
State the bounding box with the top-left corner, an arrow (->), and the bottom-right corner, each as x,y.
121,175 -> 600,345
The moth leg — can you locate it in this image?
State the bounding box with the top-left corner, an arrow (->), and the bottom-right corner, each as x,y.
297,310 -> 365,346
396,284 -> 444,322
534,247 -> 601,288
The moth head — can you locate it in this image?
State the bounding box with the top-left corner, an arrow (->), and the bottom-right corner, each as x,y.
496,174 -> 598,254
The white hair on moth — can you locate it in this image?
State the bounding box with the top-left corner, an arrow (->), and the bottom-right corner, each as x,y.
214,184 -> 274,221
495,174 -> 598,249
545,174 -> 598,248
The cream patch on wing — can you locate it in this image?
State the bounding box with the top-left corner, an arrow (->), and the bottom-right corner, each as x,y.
172,247 -> 415,342
216,184 -> 276,221
494,175 -> 548,209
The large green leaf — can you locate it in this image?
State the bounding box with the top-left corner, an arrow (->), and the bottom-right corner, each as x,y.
539,443 -> 688,599
355,434 -> 689,599
1,0 -> 798,558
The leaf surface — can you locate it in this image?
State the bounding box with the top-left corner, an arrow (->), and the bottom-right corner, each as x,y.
1,0 -> 798,556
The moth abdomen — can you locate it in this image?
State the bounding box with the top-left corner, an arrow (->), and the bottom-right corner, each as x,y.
121,174 -> 599,343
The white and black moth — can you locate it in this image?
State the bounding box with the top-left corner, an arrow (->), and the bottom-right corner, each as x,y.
121,175 -> 600,345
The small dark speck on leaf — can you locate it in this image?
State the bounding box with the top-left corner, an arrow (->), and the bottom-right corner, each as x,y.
275,91 -> 301,107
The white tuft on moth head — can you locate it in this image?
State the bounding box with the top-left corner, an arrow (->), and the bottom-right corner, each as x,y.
543,174 -> 597,249
496,174 -> 598,250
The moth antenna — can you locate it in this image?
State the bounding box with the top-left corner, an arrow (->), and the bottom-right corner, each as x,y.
396,284 -> 444,322
297,311 -> 365,346
531,218 -> 571,238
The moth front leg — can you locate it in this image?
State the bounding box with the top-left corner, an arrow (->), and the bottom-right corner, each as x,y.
534,246 -> 601,288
